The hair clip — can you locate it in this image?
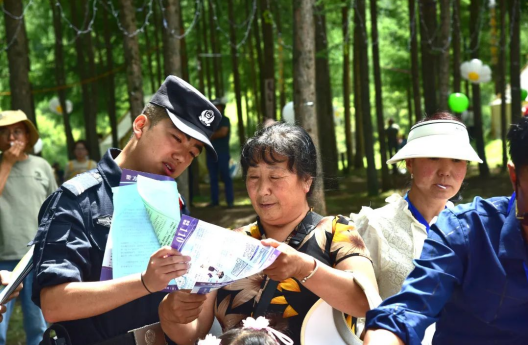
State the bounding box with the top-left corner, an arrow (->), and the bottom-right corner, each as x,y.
197,334 -> 221,345
242,317 -> 294,345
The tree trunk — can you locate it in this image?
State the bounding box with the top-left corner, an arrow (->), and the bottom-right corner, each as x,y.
274,2 -> 286,112
261,0 -> 276,120
207,0 -> 223,98
195,7 -> 205,94
253,1 -> 265,122
469,0 -> 489,177
201,1 -> 213,98
419,0 -> 437,116
452,0 -> 461,93
509,0 -> 521,123
407,85 -> 413,125
50,0 -> 74,157
438,0 -> 450,110
119,0 -> 145,123
357,0 -> 378,196
152,3 -> 163,84
315,3 -> 339,191
342,2 -> 353,173
3,0 -> 35,125
370,0 -> 390,191
499,0 -> 507,171
179,5 -> 190,82
293,0 -> 326,214
353,10 -> 364,170
227,0 -> 246,146
246,0 -> 262,123
409,0 -> 422,123
162,0 -> 182,78
144,24 -> 156,94
103,6 -> 119,148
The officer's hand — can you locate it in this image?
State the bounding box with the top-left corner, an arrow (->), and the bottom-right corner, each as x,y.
159,290 -> 207,325
142,246 -> 190,293
0,270 -> 22,303
2,141 -> 27,166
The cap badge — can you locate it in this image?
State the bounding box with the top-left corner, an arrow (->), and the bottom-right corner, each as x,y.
199,110 -> 215,127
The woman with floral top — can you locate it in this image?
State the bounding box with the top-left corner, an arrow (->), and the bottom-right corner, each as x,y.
351,113 -> 482,344
159,123 -> 377,345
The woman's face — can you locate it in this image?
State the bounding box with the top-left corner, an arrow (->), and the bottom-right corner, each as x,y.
406,158 -> 467,201
74,143 -> 88,161
246,154 -> 311,229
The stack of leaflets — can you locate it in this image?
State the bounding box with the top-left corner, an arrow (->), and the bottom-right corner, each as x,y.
0,246 -> 34,304
100,169 -> 281,294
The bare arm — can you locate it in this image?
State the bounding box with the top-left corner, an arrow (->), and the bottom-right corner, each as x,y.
262,239 -> 378,317
40,247 -> 190,322
159,290 -> 217,345
363,329 -> 405,345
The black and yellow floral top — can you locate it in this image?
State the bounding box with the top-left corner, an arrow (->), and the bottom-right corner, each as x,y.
215,212 -> 372,345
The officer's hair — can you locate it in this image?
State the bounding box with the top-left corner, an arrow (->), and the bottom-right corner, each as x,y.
240,122 -> 317,197
142,103 -> 167,128
508,116 -> 528,173
218,328 -> 279,345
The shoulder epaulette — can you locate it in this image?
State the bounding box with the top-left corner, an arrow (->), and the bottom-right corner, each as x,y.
62,170 -> 103,196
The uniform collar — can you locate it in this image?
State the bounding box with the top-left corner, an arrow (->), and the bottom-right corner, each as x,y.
97,148 -> 123,189
498,194 -> 526,261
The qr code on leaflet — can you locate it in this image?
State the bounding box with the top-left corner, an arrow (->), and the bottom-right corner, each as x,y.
231,258 -> 248,276
243,243 -> 257,259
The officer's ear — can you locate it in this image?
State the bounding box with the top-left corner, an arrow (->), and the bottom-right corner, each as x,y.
132,114 -> 149,139
508,162 -> 517,191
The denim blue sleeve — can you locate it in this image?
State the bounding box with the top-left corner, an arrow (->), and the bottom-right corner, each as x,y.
365,209 -> 469,345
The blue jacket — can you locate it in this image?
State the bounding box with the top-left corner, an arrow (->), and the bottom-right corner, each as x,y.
366,196 -> 528,345
31,149 -> 184,345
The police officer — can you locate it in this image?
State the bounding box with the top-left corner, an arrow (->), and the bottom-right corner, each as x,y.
31,76 -> 222,345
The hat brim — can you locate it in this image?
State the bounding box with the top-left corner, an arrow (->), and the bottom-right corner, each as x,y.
387,135 -> 483,164
165,109 -> 218,161
24,120 -> 39,151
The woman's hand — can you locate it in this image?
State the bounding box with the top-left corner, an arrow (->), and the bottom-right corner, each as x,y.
142,246 -> 190,293
261,239 -> 315,282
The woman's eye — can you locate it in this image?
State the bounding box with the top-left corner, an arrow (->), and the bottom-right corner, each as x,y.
452,159 -> 462,163
248,176 -> 258,180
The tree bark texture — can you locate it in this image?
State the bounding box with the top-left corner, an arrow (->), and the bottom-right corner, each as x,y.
252,1 -> 265,122
509,0 -> 521,123
119,0 -> 145,123
409,0 -> 422,123
207,0 -> 223,98
201,1 -> 213,98
315,4 -> 339,190
102,6 -> 119,149
438,0 -> 450,110
293,0 -> 326,214
353,11 -> 364,170
261,0 -> 276,120
419,0 -> 437,116
152,3 -> 163,84
50,0 -> 74,157
246,0 -> 262,123
370,0 -> 390,191
3,0 -> 35,125
342,3 -> 353,173
469,0 -> 489,177
499,0 -> 508,170
452,0 -> 461,93
162,0 -> 182,78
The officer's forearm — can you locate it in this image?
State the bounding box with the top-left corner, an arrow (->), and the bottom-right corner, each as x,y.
40,274 -> 149,322
363,329 -> 405,345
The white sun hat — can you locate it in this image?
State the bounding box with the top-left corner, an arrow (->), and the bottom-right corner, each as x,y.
387,120 -> 483,164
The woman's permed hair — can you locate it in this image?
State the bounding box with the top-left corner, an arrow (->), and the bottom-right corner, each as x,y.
218,328 -> 278,345
507,116 -> 528,172
240,122 -> 317,197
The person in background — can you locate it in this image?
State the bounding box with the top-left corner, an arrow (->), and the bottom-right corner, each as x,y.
52,162 -> 64,185
386,118 -> 400,174
0,110 -> 57,345
363,116 -> 528,344
206,99 -> 234,208
63,140 -> 97,181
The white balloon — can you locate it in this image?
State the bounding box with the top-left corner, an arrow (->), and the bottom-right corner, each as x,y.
33,138 -> 43,154
460,59 -> 492,84
49,97 -> 73,115
282,101 -> 295,124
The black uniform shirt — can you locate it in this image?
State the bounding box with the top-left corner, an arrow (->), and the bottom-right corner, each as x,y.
31,149 -> 180,345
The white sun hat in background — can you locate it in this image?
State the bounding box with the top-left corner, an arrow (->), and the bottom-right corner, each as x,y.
387,120 -> 483,164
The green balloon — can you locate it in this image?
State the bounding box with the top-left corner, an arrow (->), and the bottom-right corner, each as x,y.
448,93 -> 470,113
521,88 -> 528,101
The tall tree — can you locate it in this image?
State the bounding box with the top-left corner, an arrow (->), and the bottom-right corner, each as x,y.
419,0 -> 437,115
438,0 -> 450,110
144,23 -> 157,94
356,0 -> 378,196
499,0 -> 508,170
119,0 -> 145,123
201,1 -> 213,98
227,0 -> 246,146
293,0 -> 326,214
353,8 -> 364,170
3,0 -> 35,125
409,0 -> 422,123
261,0 -> 276,120
469,0 -> 489,177
195,6 -> 205,94
162,0 -> 182,78
49,0 -> 74,157
246,0 -> 262,122
207,0 -> 223,98
179,6 -> 190,82
370,0 -> 390,190
102,6 -> 119,148
452,0 -> 461,93
342,1 -> 353,173
252,0 -> 265,122
509,0 -> 521,123
274,2 -> 286,112
315,3 -> 339,190
152,2 -> 163,84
